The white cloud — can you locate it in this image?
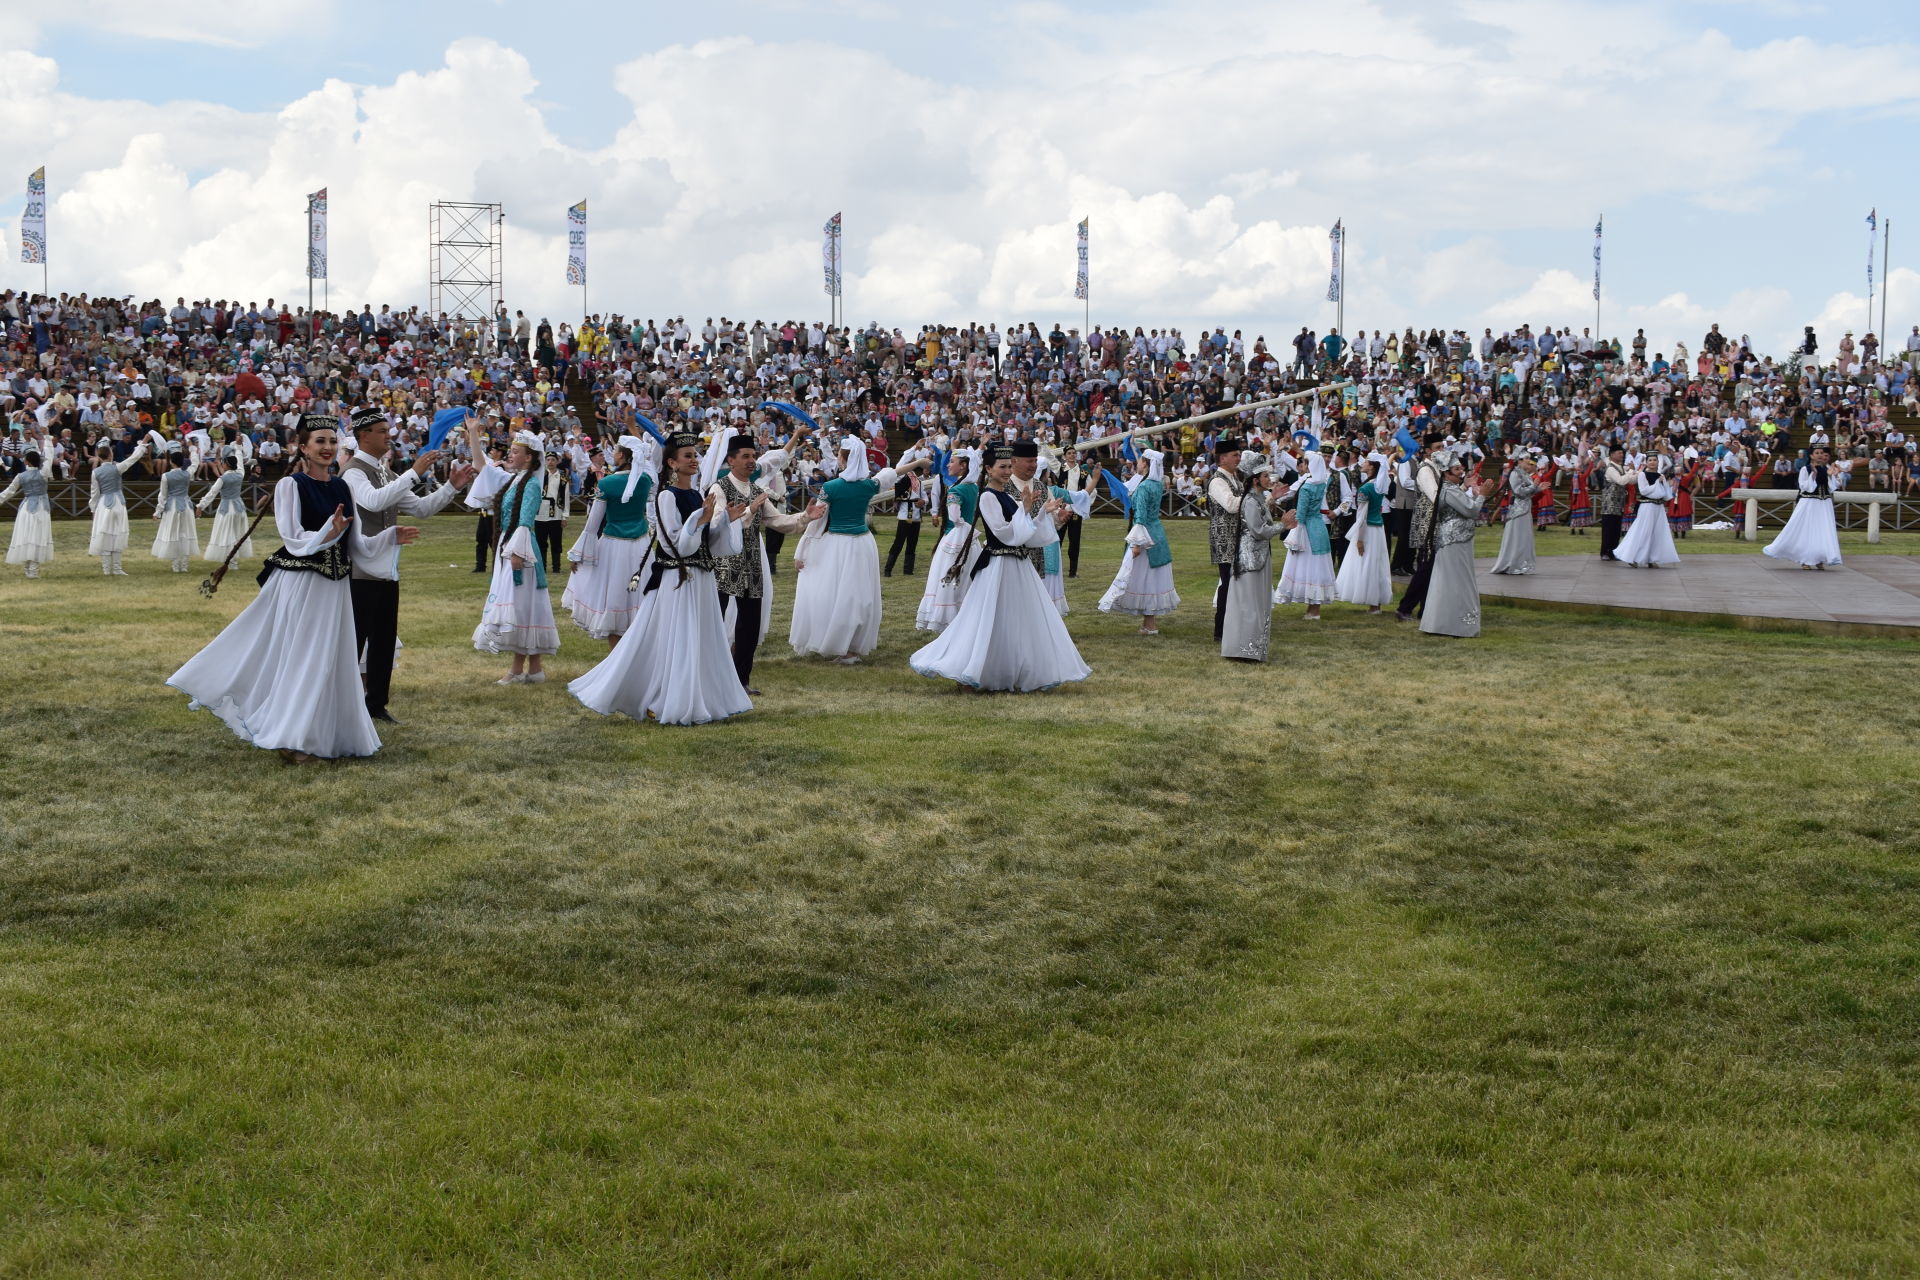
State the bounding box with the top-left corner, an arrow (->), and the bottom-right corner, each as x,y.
0,0 -> 334,48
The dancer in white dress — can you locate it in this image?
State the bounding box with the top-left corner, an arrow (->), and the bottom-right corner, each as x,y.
570,432 -> 754,726
788,435 -> 925,664
1761,446 -> 1844,570
0,445 -> 55,578
197,451 -> 254,564
1614,464 -> 1681,568
471,430 -> 562,683
1332,454 -> 1393,611
150,449 -> 201,571
915,448 -> 981,634
1098,450 -> 1179,634
88,433 -> 155,575
563,434 -> 661,647
1274,449 -> 1337,618
166,417 -> 417,763
910,443 -> 1091,693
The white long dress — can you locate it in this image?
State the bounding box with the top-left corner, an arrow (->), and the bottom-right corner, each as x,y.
561,474 -> 657,641
789,467 -> 898,658
167,475 -> 397,759
198,467 -> 255,563
916,491 -> 978,633
1762,466 -> 1844,568
569,489 -> 752,726
88,441 -> 150,556
910,489 -> 1091,692
1,466 -> 54,566
472,465 -> 561,656
1332,490 -> 1393,606
151,469 -> 201,562
1615,473 -> 1681,567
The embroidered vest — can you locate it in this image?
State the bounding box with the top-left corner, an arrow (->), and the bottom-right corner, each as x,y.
712,473 -> 765,600
258,473 -> 354,586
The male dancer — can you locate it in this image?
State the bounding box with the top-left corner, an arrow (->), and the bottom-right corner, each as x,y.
1205,437 -> 1246,641
341,405 -> 474,724
1597,445 -> 1631,562
1394,434 -> 1448,623
709,434 -> 821,694
883,467 -> 926,577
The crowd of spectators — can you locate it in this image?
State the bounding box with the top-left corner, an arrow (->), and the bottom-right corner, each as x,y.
5,289 -> 1918,520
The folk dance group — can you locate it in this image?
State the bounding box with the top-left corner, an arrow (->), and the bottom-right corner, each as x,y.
1,413 -> 1846,764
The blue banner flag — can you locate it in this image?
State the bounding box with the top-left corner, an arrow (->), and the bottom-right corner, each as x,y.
1394,427 -> 1421,458
630,411 -> 667,445
760,400 -> 820,433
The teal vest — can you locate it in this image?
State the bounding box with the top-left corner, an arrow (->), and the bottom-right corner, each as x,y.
823,476 -> 877,535
1133,478 -> 1172,569
942,481 -> 979,537
596,472 -> 653,540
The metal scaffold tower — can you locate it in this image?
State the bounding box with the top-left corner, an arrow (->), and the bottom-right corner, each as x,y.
428,202 -> 503,322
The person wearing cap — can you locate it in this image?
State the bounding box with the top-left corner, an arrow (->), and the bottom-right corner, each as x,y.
1205,437 -> 1246,641
1220,454 -> 1291,660
1420,456 -> 1495,638
340,404 -> 473,722
1615,455 -> 1681,569
1596,446 -> 1632,562
1489,455 -> 1541,575
563,434 -> 660,649
1332,452 -> 1393,613
706,429 -> 825,694
909,442 -> 1090,693
1274,446 -> 1337,620
1393,434 -> 1449,623
916,448 -> 981,634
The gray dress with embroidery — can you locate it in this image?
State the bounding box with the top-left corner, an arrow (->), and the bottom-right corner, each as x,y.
1420,484 -> 1485,638
1490,472 -> 1537,574
1221,491 -> 1287,662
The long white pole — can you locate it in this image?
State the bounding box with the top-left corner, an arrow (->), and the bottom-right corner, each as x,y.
1071,381 -> 1353,453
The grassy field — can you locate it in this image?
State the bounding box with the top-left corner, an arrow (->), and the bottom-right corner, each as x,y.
2,515 -> 1919,1277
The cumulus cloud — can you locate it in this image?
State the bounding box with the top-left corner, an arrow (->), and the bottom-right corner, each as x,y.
0,3 -> 1913,359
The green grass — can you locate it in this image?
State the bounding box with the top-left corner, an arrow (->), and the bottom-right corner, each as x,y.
2,518 -> 1919,1277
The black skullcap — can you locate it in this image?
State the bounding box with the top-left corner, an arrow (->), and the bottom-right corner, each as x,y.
1009,439 -> 1040,458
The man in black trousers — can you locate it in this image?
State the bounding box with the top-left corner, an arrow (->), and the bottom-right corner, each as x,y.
1596,446 -> 1630,562
883,467 -> 926,577
1394,435 -> 1447,623
341,405 -> 474,724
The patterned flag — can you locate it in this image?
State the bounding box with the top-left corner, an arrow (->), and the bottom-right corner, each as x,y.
1074,218 -> 1089,301
20,167 -> 45,265
1868,208 -> 1878,298
1592,216 -> 1603,302
565,200 -> 587,285
307,188 -> 327,280
823,212 -> 842,298
1327,219 -> 1343,303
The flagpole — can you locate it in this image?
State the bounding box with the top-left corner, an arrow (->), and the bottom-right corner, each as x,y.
1883,217 -> 1892,343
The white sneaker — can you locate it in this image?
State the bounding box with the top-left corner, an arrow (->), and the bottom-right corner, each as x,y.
495,673 -> 526,686
522,671 -> 547,684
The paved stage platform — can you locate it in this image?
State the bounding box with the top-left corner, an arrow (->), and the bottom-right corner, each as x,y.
1474,553 -> 1920,639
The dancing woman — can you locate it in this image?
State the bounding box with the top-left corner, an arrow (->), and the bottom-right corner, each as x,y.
0,446 -> 54,579
562,433 -> 660,648
1489,455 -> 1540,575
915,448 -> 980,634
472,430 -> 562,683
1332,453 -> 1393,610
88,432 -> 155,575
167,416 -> 417,763
151,449 -> 201,572
1274,449 -> 1336,619
1097,449 -> 1179,635
197,450 -> 254,564
1615,462 -> 1681,568
1762,444 -> 1844,569
788,434 -> 922,664
1220,456 -> 1291,660
570,432 -> 753,725
910,443 -> 1090,693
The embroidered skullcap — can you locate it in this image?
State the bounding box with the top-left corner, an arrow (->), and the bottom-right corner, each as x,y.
350,405 -> 387,431
1010,439 -> 1040,458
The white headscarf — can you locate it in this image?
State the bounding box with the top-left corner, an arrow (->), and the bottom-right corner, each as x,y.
839,433 -> 870,482
512,429 -> 545,469
1145,449 -> 1165,483
698,426 -> 737,493
962,447 -> 983,485
617,433 -> 656,502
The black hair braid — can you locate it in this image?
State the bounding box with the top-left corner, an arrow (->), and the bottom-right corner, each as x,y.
495,466 -> 536,549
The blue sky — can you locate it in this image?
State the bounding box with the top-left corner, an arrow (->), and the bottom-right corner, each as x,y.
2,0 -> 1914,356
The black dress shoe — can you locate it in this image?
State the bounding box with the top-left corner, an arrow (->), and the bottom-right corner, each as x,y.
370,711 -> 402,725
745,686 -> 762,696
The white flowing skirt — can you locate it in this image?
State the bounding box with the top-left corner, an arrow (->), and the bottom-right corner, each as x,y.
7,509 -> 53,564
1274,546 -> 1337,604
1333,522 -> 1392,605
88,503 -> 129,555
204,508 -> 255,563
473,556 -> 560,655
915,526 -> 975,633
1616,503 -> 1681,567
1044,569 -> 1069,616
563,535 -> 653,639
152,507 -> 199,560
1098,551 -> 1180,616
570,568 -> 751,725
911,556 -> 1091,693
1762,498 -> 1843,567
167,569 -> 382,759
790,531 -> 882,657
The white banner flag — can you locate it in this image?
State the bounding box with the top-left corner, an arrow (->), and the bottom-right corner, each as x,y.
307,188 -> 327,280
20,167 -> 46,265
823,212 -> 842,298
1074,218 -> 1088,301
1592,215 -> 1603,302
1868,208 -> 1878,299
565,199 -> 587,286
1326,219 -> 1343,303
